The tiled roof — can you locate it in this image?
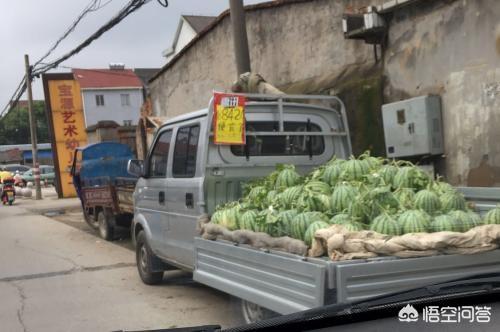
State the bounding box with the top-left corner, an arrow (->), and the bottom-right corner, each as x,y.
72,68 -> 143,89
182,15 -> 216,33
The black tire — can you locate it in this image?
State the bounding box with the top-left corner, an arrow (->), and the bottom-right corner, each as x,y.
136,231 -> 164,285
83,209 -> 99,230
97,211 -> 114,241
240,299 -> 278,324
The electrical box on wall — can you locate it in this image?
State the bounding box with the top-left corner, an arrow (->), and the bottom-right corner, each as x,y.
382,95 -> 443,158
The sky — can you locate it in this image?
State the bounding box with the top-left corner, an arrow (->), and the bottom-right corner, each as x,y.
0,0 -> 265,112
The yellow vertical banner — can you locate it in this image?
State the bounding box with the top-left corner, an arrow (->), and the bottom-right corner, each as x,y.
47,79 -> 87,197
213,92 -> 246,145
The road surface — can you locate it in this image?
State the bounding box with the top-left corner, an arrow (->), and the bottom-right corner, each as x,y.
0,189 -> 241,332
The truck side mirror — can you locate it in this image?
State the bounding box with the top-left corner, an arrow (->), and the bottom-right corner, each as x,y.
127,159 -> 144,178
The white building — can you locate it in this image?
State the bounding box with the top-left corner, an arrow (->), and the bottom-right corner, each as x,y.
162,15 -> 215,63
73,66 -> 144,127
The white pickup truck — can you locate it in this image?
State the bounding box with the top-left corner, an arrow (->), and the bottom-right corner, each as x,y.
127,94 -> 500,323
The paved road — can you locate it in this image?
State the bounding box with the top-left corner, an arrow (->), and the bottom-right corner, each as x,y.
0,191 -> 241,332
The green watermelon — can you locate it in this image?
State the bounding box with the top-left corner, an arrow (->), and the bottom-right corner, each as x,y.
430,215 -> 458,232
219,206 -> 241,230
347,198 -> 368,223
304,221 -> 331,246
398,210 -> 430,233
378,164 -> 398,187
343,222 -> 365,232
291,212 -> 329,240
304,180 -> 331,195
279,185 -> 303,209
394,188 -> 415,209
330,184 -> 358,213
441,192 -> 466,212
370,214 -> 401,235
239,210 -> 258,231
275,165 -> 301,190
483,207 -> 500,225
266,190 -> 278,206
329,213 -> 351,225
393,166 -> 430,191
322,165 -> 342,186
448,210 -> 476,232
304,193 -> 331,212
274,209 -> 298,237
341,157 -> 370,181
414,189 -> 441,215
468,211 -> 483,227
210,209 -> 224,225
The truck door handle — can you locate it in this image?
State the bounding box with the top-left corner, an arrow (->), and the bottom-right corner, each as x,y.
185,193 -> 194,208
159,191 -> 165,205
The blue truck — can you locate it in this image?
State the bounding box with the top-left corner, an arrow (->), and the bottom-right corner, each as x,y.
70,142 -> 137,240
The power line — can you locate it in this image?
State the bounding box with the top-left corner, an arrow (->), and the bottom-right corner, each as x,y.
33,0 -> 115,68
1,0 -> 156,119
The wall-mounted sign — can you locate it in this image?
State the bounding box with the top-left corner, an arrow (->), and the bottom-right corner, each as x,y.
43,74 -> 88,198
213,92 -> 246,145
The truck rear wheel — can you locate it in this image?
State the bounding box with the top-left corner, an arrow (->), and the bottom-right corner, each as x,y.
136,231 -> 164,285
240,299 -> 278,324
97,211 -> 114,241
83,209 -> 99,230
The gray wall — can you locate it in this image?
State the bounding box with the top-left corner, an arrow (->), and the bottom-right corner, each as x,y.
149,0 -> 379,119
383,0 -> 500,185
82,88 -> 143,127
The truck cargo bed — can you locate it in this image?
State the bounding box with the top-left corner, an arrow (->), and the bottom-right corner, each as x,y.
193,238 -> 500,315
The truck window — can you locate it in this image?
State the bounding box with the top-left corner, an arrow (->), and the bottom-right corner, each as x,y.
230,121 -> 325,156
148,130 -> 172,177
172,124 -> 200,178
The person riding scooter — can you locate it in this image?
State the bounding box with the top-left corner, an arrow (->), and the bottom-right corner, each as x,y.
1,176 -> 16,205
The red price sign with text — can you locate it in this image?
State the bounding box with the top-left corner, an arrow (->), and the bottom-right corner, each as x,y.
213,92 -> 246,145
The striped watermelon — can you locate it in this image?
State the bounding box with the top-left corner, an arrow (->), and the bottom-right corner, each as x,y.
219,206 -> 241,230
304,180 -> 331,195
340,157 -> 370,181
414,189 -> 441,215
252,210 -> 272,234
291,212 -> 329,240
343,222 -> 365,232
448,210 -> 476,232
347,198 -> 368,223
304,221 -> 331,246
279,185 -> 303,209
329,213 -> 351,225
360,152 -> 383,171
322,165 -> 342,186
274,209 -> 298,237
468,211 -> 483,227
239,210 -> 258,231
265,190 -> 278,206
482,207 -> 500,225
370,214 -> 401,235
430,215 -> 458,232
378,164 -> 398,187
210,209 -> 224,225
393,166 -> 430,191
441,192 -> 466,212
275,165 -> 301,190
303,193 -> 331,212
394,188 -> 415,209
330,184 -> 358,213
431,181 -> 455,195
398,210 -> 430,233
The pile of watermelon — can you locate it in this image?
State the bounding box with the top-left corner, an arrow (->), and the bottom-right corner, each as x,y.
210,152 -> 500,247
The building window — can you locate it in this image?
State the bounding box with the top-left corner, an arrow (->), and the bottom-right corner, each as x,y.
120,94 -> 130,106
95,95 -> 105,106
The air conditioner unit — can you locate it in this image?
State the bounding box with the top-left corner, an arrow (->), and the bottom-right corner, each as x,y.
342,8 -> 386,44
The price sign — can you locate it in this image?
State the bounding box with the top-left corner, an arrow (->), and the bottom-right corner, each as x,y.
213,92 -> 246,145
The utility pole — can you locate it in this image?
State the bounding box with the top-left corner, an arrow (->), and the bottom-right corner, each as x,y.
24,54 -> 42,200
229,0 -> 251,76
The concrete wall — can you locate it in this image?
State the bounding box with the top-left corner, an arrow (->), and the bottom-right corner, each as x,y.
383,0 -> 500,185
165,19 -> 197,63
150,0 -> 380,119
82,88 -> 143,127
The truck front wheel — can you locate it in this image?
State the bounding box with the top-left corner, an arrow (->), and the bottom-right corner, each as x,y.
136,231 -> 164,285
97,211 -> 114,241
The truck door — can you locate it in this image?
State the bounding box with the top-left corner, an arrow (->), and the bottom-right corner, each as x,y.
138,129 -> 172,253
164,122 -> 203,268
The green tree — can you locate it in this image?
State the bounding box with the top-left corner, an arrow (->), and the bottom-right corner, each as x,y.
0,101 -> 49,145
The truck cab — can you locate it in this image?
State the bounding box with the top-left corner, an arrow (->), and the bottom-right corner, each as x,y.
129,94 -> 351,282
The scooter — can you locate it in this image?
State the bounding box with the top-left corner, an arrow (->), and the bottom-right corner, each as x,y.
1,179 -> 16,205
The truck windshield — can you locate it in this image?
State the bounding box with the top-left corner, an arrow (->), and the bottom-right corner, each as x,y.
230,121 -> 325,156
